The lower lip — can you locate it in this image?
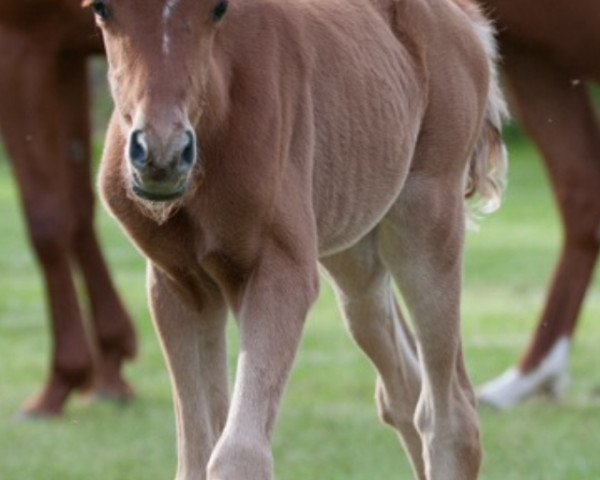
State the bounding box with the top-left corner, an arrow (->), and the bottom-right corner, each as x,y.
131,183 -> 187,202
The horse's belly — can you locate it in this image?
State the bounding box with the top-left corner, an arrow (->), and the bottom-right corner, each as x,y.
314,124 -> 420,256
307,6 -> 425,256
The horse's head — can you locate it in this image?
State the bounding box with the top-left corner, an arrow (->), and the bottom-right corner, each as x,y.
87,0 -> 229,202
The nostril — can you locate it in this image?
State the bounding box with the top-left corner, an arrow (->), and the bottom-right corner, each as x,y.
180,130 -> 197,167
129,129 -> 148,167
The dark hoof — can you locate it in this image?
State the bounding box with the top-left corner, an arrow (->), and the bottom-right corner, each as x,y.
84,383 -> 136,406
16,406 -> 63,421
18,387 -> 70,420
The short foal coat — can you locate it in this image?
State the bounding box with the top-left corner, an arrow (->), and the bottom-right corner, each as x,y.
98,0 -> 506,478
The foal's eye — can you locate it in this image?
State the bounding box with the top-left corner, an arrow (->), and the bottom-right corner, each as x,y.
92,0 -> 110,21
212,0 -> 229,22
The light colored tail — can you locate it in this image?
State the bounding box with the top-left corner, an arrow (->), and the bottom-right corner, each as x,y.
461,3 -> 509,214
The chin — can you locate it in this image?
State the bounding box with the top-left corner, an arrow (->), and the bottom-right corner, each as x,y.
127,182 -> 189,225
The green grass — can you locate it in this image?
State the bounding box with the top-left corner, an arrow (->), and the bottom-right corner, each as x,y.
1,133 -> 600,479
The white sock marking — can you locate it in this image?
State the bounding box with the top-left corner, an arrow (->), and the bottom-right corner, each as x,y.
478,337 -> 571,409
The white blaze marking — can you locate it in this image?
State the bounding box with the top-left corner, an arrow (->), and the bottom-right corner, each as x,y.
163,0 -> 182,55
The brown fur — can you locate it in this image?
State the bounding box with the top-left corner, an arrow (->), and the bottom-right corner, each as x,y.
0,2 -> 137,416
96,0 -> 506,478
478,0 -> 600,404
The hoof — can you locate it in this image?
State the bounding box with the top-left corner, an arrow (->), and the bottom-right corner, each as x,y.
85,379 -> 136,406
17,403 -> 63,421
478,339 -> 571,410
18,381 -> 73,419
89,388 -> 136,405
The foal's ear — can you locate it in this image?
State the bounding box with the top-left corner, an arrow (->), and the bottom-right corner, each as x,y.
81,0 -> 94,7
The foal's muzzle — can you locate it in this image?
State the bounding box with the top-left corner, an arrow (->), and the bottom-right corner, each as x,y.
127,128 -> 197,202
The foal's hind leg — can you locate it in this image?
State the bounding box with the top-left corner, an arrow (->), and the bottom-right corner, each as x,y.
321,233 -> 425,479
380,176 -> 481,480
0,35 -> 93,416
59,55 -> 137,402
479,51 -> 600,408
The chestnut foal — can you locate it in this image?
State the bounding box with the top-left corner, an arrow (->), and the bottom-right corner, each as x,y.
0,1 -> 136,416
478,0 -> 600,409
94,0 -> 506,478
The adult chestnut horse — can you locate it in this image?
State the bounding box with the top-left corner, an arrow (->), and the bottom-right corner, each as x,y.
93,0 -> 506,478
478,0 -> 600,409
0,1 -> 137,416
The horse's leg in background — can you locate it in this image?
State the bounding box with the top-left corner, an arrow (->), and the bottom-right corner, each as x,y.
0,35 -> 93,416
380,175 -> 481,480
478,50 -> 600,409
59,54 -> 137,401
148,266 -> 229,480
321,232 -> 425,479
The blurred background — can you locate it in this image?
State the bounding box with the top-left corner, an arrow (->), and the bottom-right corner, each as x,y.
0,61 -> 599,480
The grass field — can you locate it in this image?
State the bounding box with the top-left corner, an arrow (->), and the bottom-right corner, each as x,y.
1,130 -> 600,480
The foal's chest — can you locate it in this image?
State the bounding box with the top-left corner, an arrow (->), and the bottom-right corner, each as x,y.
124,205 -> 259,308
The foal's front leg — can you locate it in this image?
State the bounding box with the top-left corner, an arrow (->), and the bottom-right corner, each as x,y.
148,266 -> 229,480
207,246 -> 319,480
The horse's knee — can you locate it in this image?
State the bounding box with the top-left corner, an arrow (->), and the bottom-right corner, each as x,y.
26,203 -> 72,266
